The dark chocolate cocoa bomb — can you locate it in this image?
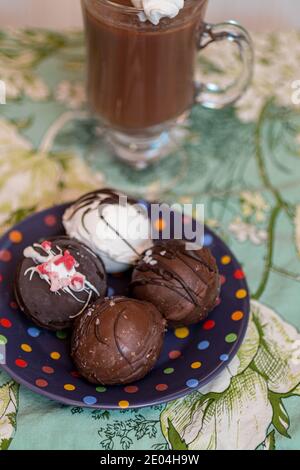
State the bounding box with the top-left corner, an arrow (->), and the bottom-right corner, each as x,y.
71,297 -> 166,385
15,237 -> 107,331
130,240 -> 220,327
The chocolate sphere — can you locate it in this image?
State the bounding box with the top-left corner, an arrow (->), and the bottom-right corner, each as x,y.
15,237 -> 107,331
130,240 -> 220,327
71,297 -> 166,385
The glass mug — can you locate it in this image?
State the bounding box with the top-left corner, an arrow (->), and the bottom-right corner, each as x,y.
82,0 -> 254,168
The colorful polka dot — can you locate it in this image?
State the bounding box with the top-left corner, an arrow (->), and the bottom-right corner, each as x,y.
154,218 -> 166,232
236,289 -> 247,299
15,359 -> 28,368
10,302 -> 18,309
124,386 -> 139,394
0,335 -> 7,345
64,384 -> 76,391
164,368 -> 174,375
50,352 -> 61,360
9,231 -> 23,244
42,366 -> 54,374
44,215 -> 57,227
225,333 -> 238,343
156,384 -> 168,392
168,350 -> 181,360
221,255 -> 231,265
56,330 -> 68,340
186,379 -> 199,388
220,354 -> 229,362
191,362 -> 202,369
231,311 -> 244,321
198,340 -> 210,350
21,343 -> 32,353
174,327 -> 189,339
83,396 -> 97,406
203,320 -> 215,331
36,379 -> 48,388
0,250 -> 12,262
234,269 -> 245,280
27,327 -> 40,338
118,400 -> 129,409
0,318 -> 12,328
0,274 -> 3,283
0,201 -> 250,408
203,234 -> 213,246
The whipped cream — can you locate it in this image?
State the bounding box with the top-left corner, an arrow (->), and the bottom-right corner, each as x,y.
63,190 -> 153,274
131,0 -> 184,25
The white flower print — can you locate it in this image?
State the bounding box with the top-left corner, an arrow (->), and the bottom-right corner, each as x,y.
228,217 -> 268,245
0,117 -> 103,231
161,302 -> 300,450
0,381 -> 18,450
240,191 -> 270,222
55,81 -> 86,109
0,47 -> 49,102
25,77 -> 49,101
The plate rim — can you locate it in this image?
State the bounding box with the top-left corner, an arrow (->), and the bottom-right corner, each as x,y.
0,203 -> 250,409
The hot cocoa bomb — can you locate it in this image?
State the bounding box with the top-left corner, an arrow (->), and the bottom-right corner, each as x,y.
15,237 -> 107,331
71,297 -> 166,385
63,188 -> 152,274
130,240 -> 220,327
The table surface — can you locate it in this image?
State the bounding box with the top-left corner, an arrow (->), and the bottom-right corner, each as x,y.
0,28 -> 300,451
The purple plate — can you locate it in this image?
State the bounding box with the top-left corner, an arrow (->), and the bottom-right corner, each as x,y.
0,203 -> 250,409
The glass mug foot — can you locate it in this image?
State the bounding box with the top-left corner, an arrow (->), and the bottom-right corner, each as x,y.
104,115 -> 189,170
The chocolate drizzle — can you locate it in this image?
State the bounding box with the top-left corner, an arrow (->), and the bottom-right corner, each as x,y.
65,188 -> 146,259
131,240 -> 220,327
15,237 -> 107,331
131,241 -> 218,306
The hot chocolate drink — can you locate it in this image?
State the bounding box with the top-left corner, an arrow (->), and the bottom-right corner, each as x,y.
82,0 -> 208,131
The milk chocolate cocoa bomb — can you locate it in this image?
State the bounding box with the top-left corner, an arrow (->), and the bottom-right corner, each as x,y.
130,240 -> 220,327
71,297 -> 166,385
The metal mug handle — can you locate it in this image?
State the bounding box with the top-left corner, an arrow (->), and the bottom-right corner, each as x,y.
195,21 -> 254,109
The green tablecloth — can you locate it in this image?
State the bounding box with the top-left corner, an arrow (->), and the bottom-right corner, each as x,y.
1,28 -> 300,451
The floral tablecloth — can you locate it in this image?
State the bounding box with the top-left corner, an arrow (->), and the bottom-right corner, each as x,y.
1,28 -> 300,451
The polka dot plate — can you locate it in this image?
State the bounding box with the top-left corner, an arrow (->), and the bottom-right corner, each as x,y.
0,203 -> 250,409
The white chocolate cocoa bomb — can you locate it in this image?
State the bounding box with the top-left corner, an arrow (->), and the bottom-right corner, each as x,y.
131,0 -> 184,25
63,189 -> 153,274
